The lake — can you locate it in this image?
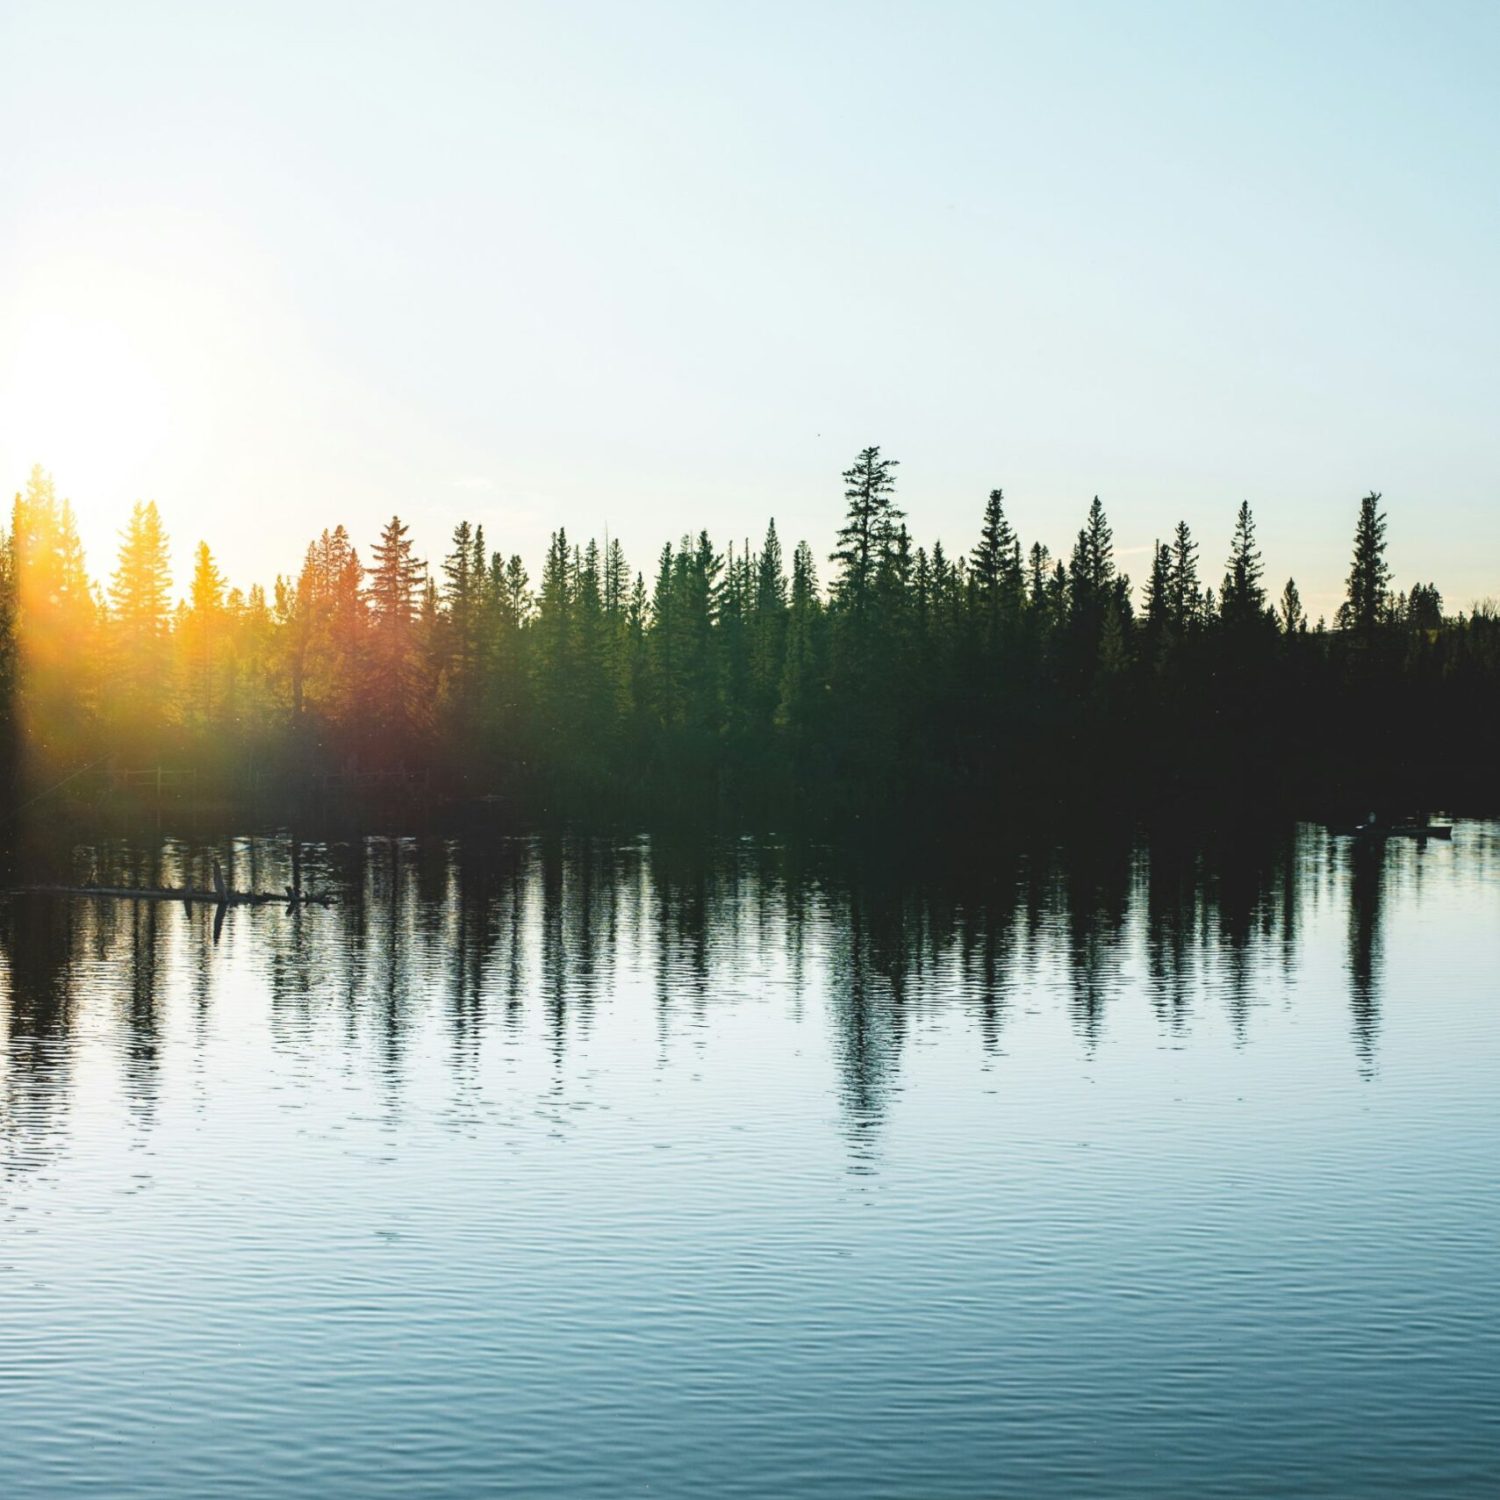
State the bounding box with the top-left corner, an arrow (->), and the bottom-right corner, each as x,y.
2,822 -> 1497,1497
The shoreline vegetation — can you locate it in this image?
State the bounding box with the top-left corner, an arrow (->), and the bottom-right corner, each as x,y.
1,450 -> 1495,832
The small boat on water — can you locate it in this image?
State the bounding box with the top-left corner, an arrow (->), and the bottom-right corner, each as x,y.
1329,815 -> 1453,840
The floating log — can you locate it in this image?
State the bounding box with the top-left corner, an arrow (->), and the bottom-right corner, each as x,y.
10,880 -> 334,909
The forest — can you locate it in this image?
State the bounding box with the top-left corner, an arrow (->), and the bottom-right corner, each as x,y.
0,450 -> 1495,825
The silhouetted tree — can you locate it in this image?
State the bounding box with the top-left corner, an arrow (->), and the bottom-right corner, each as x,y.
107,500 -> 172,741
1168,521 -> 1200,633
1220,501 -> 1268,630
366,515 -> 426,759
181,540 -> 226,731
831,447 -> 902,614
1279,578 -> 1305,635
1338,492 -> 1391,637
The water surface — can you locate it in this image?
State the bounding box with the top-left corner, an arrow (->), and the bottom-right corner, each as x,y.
2,824 -> 1497,1497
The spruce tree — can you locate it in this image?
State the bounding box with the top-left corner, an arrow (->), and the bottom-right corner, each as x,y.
366,515 -> 426,756
751,519 -> 788,726
183,540 -> 226,730
1168,521 -> 1200,632
1068,497 -> 1115,618
1337,492 -> 1391,636
970,488 -> 1024,645
1144,542 -> 1173,635
776,541 -> 822,744
1279,578 -> 1305,635
109,500 -> 173,730
369,516 -> 423,629
1219,501 -> 1268,629
440,520 -> 483,721
534,529 -> 575,735
831,447 -> 901,612
971,489 -> 1016,599
1405,582 -> 1442,632
1027,542 -> 1052,611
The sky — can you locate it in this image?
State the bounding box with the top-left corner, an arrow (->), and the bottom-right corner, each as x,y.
1,0 -> 1496,620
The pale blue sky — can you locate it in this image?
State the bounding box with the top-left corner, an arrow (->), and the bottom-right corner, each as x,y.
2,0 -> 1496,617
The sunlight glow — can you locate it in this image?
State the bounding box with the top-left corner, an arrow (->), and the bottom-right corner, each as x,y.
0,270 -> 178,521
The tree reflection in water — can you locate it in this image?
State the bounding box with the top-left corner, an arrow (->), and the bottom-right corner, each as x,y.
0,820 -> 1456,1180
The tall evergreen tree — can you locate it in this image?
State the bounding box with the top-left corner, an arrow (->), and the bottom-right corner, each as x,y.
295,525 -> 366,736
1405,582 -> 1442,632
366,515 -> 426,756
751,518 -> 789,727
533,529 -> 575,738
1167,520 -> 1200,633
970,488 -> 1024,644
1220,501 -> 1268,630
1279,578 -> 1305,635
108,500 -> 173,731
182,540 -> 226,730
831,447 -> 902,612
1069,497 -> 1115,608
11,469 -> 99,765
776,540 -> 823,746
1144,541 -> 1173,638
1337,492 -> 1391,636
440,520 -> 484,721
1065,497 -> 1116,674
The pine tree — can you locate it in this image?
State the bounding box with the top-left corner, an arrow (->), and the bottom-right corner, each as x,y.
970,489 -> 1016,597
831,447 -> 902,612
11,469 -> 99,764
1064,497 -> 1117,678
108,500 -> 173,730
1219,501 -> 1268,630
298,525 -> 366,736
502,555 -> 531,625
369,515 -> 423,629
440,520 -> 483,722
1168,521 -> 1200,633
110,502 -> 172,643
718,542 -> 754,749
366,515 -> 426,756
182,540 -> 226,730
1279,578 -> 1305,635
533,529 -> 574,735
1097,597 -> 1129,678
573,537 -> 612,742
776,540 -> 823,744
1027,542 -> 1052,614
1069,496 -> 1115,613
1405,582 -> 1443,632
751,518 -> 788,727
599,537 -> 625,618
1144,541 -> 1173,636
1337,492 -> 1391,637
970,488 -> 1024,644
480,550 -> 531,762
602,537 -> 633,719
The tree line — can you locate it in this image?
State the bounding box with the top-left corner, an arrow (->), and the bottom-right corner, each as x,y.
1,452 -> 1495,821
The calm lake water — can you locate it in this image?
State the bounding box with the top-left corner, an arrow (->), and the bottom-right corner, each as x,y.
1,823 -> 1497,1497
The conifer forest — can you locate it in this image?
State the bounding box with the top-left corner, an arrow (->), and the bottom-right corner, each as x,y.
3,450 -> 1495,826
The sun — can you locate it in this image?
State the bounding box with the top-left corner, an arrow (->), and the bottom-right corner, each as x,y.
0,262 -> 176,532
